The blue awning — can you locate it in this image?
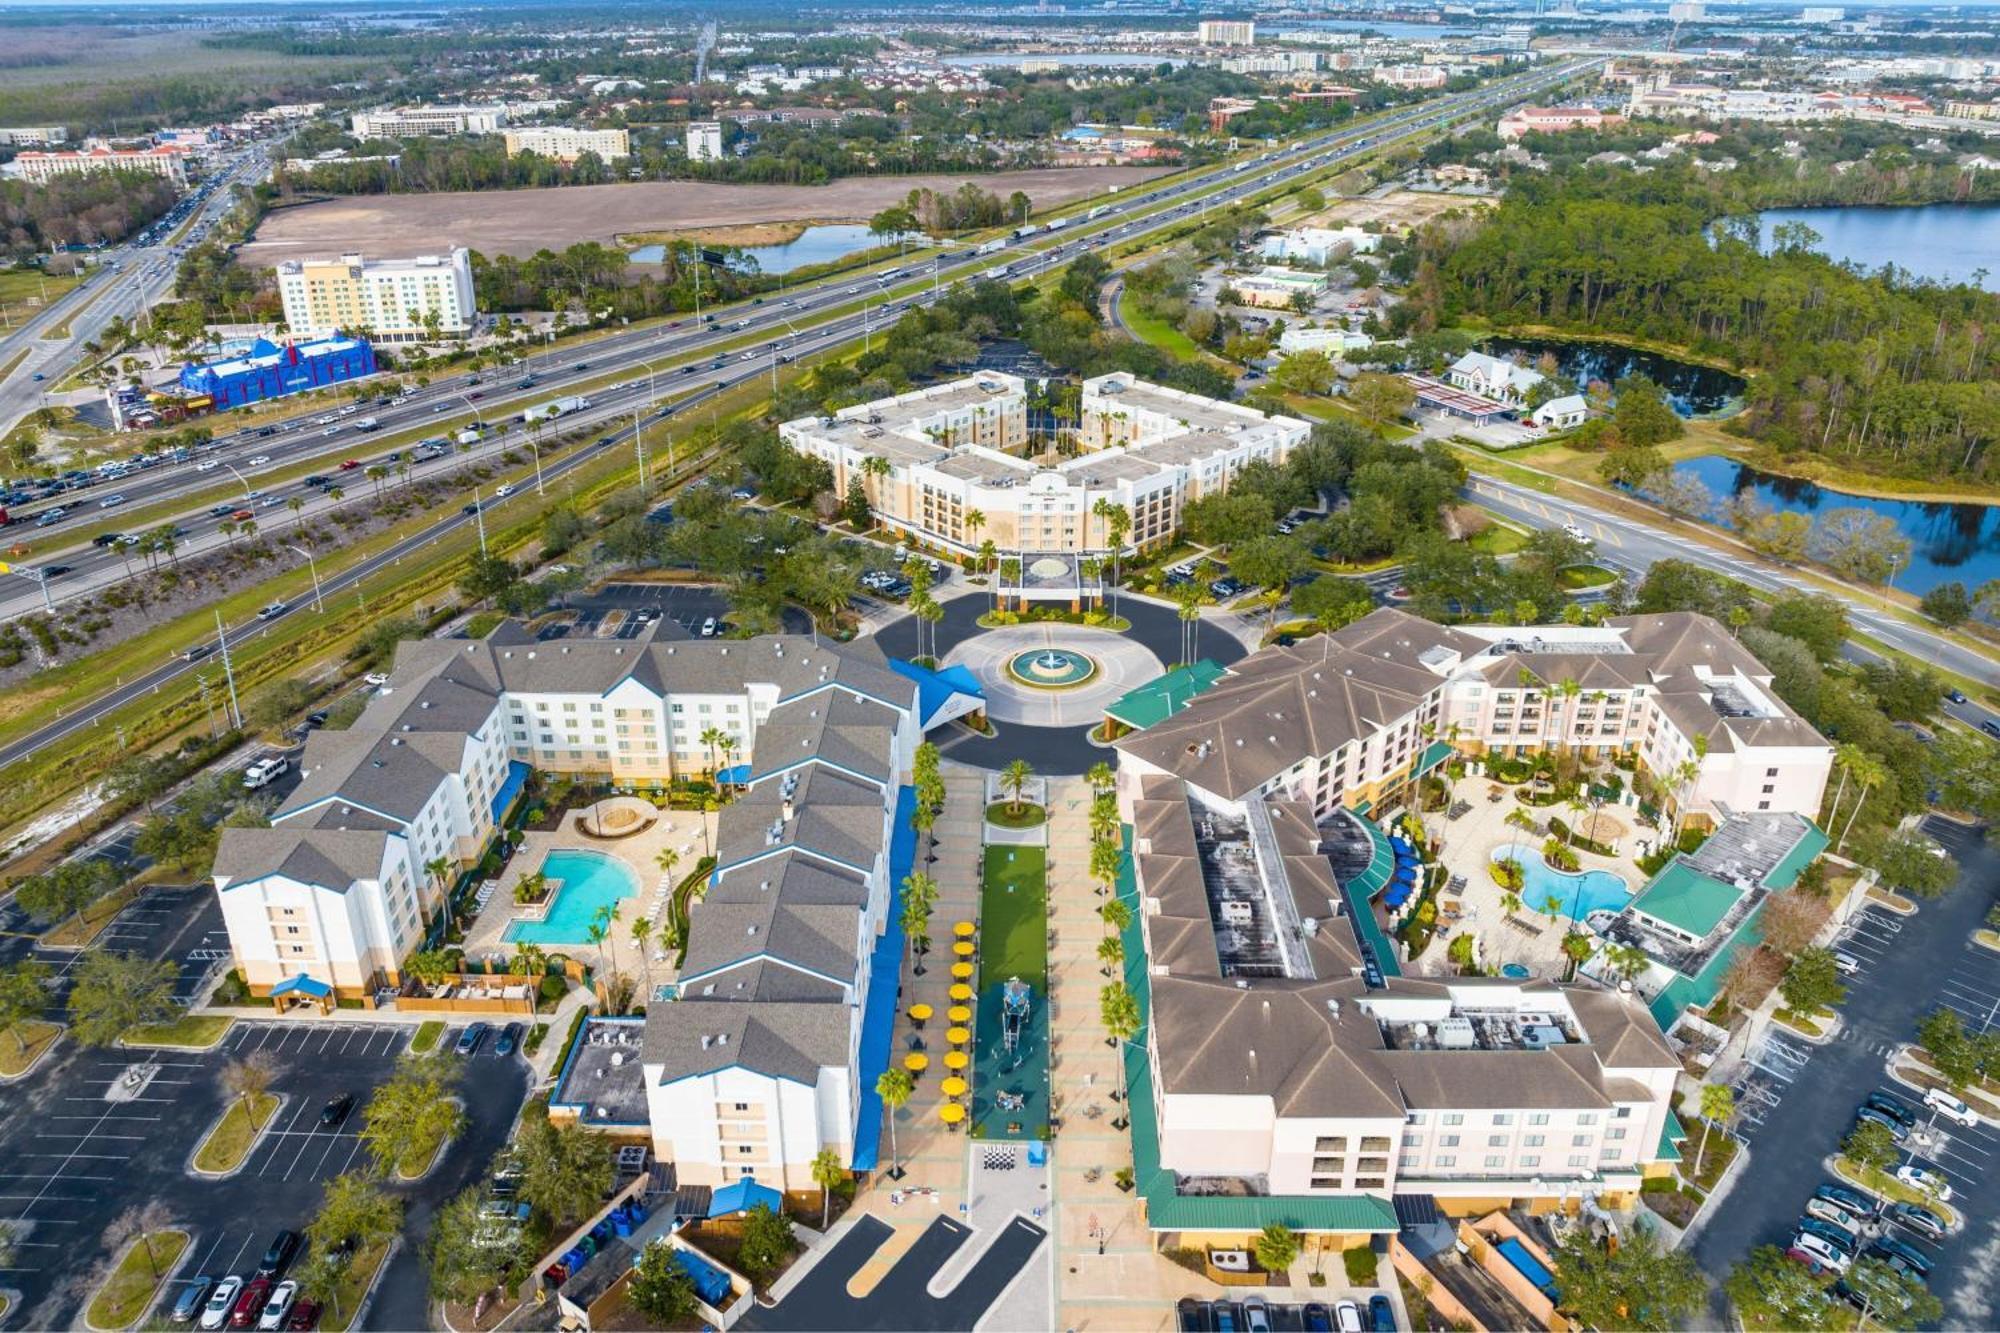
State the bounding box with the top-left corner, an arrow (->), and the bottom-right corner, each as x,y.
489,760 -> 531,824
707,1178 -> 783,1219
850,784 -> 918,1171
270,974 -> 332,999
889,659 -> 985,730
715,764 -> 751,785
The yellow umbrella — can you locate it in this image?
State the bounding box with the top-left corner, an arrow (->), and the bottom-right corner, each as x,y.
908,1003 -> 933,1025
943,1050 -> 969,1071
952,940 -> 976,958
951,962 -> 975,980
939,1102 -> 966,1127
947,1005 -> 972,1024
904,1052 -> 929,1074
940,1076 -> 969,1098
954,921 -> 976,938
946,1026 -> 971,1045
949,984 -> 974,1003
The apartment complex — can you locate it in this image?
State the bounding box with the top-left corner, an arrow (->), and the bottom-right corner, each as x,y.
275,248 -> 477,343
778,372 -> 1309,559
1198,19 -> 1257,45
211,626 -> 932,1003
1125,775 -> 1683,1215
686,121 -> 724,160
502,126 -> 631,162
1497,104 -> 1624,139
13,143 -> 188,185
1115,608 -> 1831,828
350,104 -> 508,137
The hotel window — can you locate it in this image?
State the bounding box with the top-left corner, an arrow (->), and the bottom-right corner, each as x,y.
1310,1176 -> 1341,1189
1312,1136 -> 1348,1153
1608,1127 -> 1626,1141
1520,1155 -> 1540,1168
1568,1154 -> 1590,1168
1493,1113 -> 1512,1126
1433,1155 -> 1455,1168
737,1145 -> 754,1155
1484,1155 -> 1505,1169
1524,1135 -> 1545,1147
1529,1113 -> 1549,1126
1487,1134 -> 1508,1147
1355,1178 -> 1385,1190
1441,1113 -> 1463,1127
1438,1135 -> 1459,1148
1572,1134 -> 1592,1147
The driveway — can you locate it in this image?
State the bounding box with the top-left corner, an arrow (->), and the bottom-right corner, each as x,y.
740,1214 -> 1046,1332
1687,817 -> 2000,1328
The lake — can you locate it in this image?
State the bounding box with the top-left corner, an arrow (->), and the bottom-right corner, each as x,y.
629,223 -> 902,275
943,52 -> 1184,69
1484,336 -> 1746,417
1667,454 -> 2000,596
1748,203 -> 2000,292
1279,19 -> 1479,38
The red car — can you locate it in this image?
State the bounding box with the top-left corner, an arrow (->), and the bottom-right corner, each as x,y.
230,508 -> 254,522
284,1300 -> 321,1330
338,459 -> 361,470
229,1277 -> 271,1328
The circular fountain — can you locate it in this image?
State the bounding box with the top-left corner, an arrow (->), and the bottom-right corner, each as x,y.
1005,647 -> 1099,688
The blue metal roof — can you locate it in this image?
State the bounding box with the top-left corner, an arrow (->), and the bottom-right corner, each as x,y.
270,974 -> 332,999
707,1178 -> 784,1218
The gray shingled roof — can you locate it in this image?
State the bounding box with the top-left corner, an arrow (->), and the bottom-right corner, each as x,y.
643,1001 -> 852,1086
212,827 -> 392,890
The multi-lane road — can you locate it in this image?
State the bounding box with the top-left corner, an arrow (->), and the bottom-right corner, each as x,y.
0,60 -> 1599,774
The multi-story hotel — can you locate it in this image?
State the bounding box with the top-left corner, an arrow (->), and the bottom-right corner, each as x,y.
685,120 -> 724,161
13,143 -> 188,186
275,248 -> 477,343
1198,18 -> 1258,45
778,372 -> 1310,558
1116,608 -> 1832,826
501,126 -> 631,162
350,104 -> 509,137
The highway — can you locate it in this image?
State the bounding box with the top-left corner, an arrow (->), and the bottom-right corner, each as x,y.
0,59 -> 1594,628
0,58 -> 1595,775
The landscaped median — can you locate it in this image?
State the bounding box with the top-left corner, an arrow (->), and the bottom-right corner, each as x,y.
0,1020 -> 62,1079
83,1228 -> 190,1331
1830,1154 -> 1962,1230
193,1092 -> 282,1175
123,1013 -> 235,1051
319,1237 -> 395,1333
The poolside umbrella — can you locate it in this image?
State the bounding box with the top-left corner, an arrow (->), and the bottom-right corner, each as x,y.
943,1050 -> 969,1072
946,1026 -> 971,1046
949,984 -> 974,1004
941,1076 -> 969,1099
908,1003 -> 933,1030
954,921 -> 976,938
939,1103 -> 966,1130
953,940 -> 976,958
947,1005 -> 972,1025
951,962 -> 975,980
904,1052 -> 929,1075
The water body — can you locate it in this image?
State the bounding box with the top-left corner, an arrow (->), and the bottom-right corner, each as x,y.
1484,335 -> 1746,417
1667,454 -> 2000,596
1280,18 -> 1478,38
1748,203 -> 2000,292
942,52 -> 1184,69
629,223 -> 901,274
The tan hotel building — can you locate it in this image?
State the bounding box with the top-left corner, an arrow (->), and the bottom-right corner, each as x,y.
778,372 -> 1310,557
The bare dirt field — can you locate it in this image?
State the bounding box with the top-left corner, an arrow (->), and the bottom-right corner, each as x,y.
240,168 -> 1174,265
1306,188 -> 1495,233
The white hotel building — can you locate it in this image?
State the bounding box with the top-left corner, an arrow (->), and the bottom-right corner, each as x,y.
275,248 -> 477,343
779,372 -> 1310,557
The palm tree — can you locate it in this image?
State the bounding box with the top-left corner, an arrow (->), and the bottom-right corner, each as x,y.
999,758 -> 1033,816
654,846 -> 681,883
1099,896 -> 1131,940
423,856 -> 453,920
1836,749 -> 1887,853
1092,498 -> 1132,614
1177,581 -> 1203,666
716,733 -> 739,784
964,508 -> 986,551
1554,677 -> 1581,747
631,916 -> 654,1001
1693,1082 -> 1735,1176
1825,740 -> 1866,831
811,1147 -> 845,1230
288,495 -> 306,532
1099,981 -> 1141,1123
1097,934 -> 1124,976
1087,761 -> 1115,796
698,725 -> 725,778
1090,839 -> 1122,897
876,1067 -> 914,1179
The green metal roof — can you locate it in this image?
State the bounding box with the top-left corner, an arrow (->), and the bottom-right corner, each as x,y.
1103,660 -> 1228,731
1764,822 -> 1830,889
1415,739 -> 1455,775
1630,861 -> 1743,939
1647,898 -> 1768,1029
1654,1108 -> 1687,1163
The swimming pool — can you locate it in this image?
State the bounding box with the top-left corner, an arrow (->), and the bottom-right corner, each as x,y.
505,849 -> 640,946
1493,852 -> 1631,922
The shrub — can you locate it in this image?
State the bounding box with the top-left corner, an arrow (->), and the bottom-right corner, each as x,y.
538,974 -> 568,1005
1491,858 -> 1525,892
213,969 -> 250,1005
1343,1247 -> 1379,1285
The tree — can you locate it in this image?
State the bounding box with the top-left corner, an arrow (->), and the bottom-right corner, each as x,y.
427,1185 -> 531,1308
1096,934 -> 1124,976
457,552 -> 521,607
1842,1118 -> 1897,1174
1916,1006 -> 1983,1090
0,960 -> 49,1054
1779,947 -> 1845,1016
1811,508 -> 1912,586
1693,1082 -> 1734,1177
517,1112 -> 615,1226
359,1053 -> 465,1177
811,1146 -> 845,1230
222,1049 -> 278,1122
306,1170 -> 402,1266
1723,1246 -> 1842,1332
1765,593 -> 1848,664
999,758 -> 1033,816
1597,444 -> 1667,489
1918,580 -> 1973,627
735,1203 -> 795,1280
1611,375 -> 1683,447
1550,1227 -> 1703,1332
1273,350 -> 1336,396
13,858 -> 116,931
68,951 -> 177,1046
1253,1223 -> 1302,1277
628,1241 -> 700,1323
1347,372 -> 1415,432
1862,831 -> 1957,898
1843,1256 -> 1943,1327
876,1066 -> 914,1178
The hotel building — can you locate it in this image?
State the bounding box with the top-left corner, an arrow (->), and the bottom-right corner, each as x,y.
502,126 -> 631,162
13,143 -> 188,186
350,104 -> 508,137
275,248 -> 477,343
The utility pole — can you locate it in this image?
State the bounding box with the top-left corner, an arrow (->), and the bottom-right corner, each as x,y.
284,544 -> 324,612
474,490 -> 488,558
215,608 -> 242,729
633,407 -> 648,492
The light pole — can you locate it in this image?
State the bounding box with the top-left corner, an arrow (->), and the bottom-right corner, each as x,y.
222,462 -> 253,499
215,608 -> 242,729
284,543 -> 323,612
473,489 -> 488,558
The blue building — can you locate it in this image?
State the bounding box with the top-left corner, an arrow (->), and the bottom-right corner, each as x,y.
177,336 -> 377,411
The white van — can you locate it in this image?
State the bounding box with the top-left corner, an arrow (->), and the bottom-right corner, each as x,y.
243,756 -> 290,790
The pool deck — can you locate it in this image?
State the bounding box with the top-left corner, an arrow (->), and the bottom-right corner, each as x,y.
461,803 -> 716,982
1422,780 -> 1644,980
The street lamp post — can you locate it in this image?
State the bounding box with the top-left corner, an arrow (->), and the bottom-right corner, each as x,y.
223,462 -> 253,499
284,543 -> 324,612
473,489 -> 489,558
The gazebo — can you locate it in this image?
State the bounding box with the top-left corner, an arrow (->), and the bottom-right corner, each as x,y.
268,974 -> 334,1016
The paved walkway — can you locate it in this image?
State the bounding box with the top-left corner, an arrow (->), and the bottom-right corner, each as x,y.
943,623 -> 1167,727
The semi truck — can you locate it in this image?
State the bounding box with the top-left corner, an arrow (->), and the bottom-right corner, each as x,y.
974,238 -> 1006,255
1009,223 -> 1042,240
522,395 -> 589,424
981,265 -> 1011,280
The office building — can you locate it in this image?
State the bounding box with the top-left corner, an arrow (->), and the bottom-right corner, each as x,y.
778,372 -> 1309,559
1261,226 -> 1380,266
1198,19 -> 1257,45
0,126 -> 67,147
502,126 -> 631,162
13,143 -> 188,186
686,121 -> 724,161
275,248 -> 477,344
350,104 -> 508,138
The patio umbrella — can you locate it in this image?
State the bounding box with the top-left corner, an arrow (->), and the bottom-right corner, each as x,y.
947,1005 -> 972,1025
952,940 -> 976,958
939,1103 -> 966,1129
951,962 -> 975,980
943,1050 -> 969,1071
908,1003 -> 933,1028
940,1076 -> 968,1099
949,984 -> 974,1004
904,1052 -> 929,1074
953,921 -> 976,938
946,1026 -> 971,1046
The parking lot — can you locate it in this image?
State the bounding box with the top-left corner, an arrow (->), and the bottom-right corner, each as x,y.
561,581 -> 810,638
1690,817 -> 2000,1327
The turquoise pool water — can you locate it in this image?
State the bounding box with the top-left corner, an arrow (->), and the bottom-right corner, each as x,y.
505,850 -> 639,945
1494,852 -> 1631,921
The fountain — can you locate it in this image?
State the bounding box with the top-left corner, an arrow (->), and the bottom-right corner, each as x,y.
1005,647 -> 1098,688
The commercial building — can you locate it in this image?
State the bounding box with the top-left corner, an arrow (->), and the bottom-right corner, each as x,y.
778,371 -> 1309,559
1448,350 -> 1545,406
1531,394 -> 1589,429
1208,96 -> 1260,132
275,248 -> 477,344
175,336 -> 378,411
0,126 -> 67,146
1229,267 -> 1329,309
350,104 -> 508,137
12,143 -> 188,186
1946,101 -> 2000,121
686,120 -> 724,161
502,126 -> 631,162
1261,225 -> 1381,266
1497,104 -> 1624,139
1198,19 -> 1257,46
1372,65 -> 1449,90
1279,325 -> 1373,357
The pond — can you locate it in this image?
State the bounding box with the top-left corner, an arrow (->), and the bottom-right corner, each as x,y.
1666,454 -> 2000,596
1745,203 -> 2000,293
629,223 -> 905,275
1484,335 -> 1746,417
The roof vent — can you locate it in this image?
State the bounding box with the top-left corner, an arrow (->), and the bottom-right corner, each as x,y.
716,1033 -> 727,1046
1235,979 -> 1249,989
526,651 -> 535,660
746,924 -> 757,936
420,701 -> 431,710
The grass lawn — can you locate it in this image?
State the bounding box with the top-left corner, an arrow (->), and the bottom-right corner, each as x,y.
1557,563 -> 1618,590
0,1020 -> 61,1076
1467,522 -> 1529,556
319,1237 -> 391,1333
0,266 -> 81,324
980,845 -> 1049,989
1677,1129 -> 1739,1194
1833,1155 -> 1961,1228
193,1092 -> 279,1173
39,882 -> 142,948
984,801 -> 1047,830
411,1020 -> 446,1054
125,1013 -> 234,1049
85,1229 -> 190,1329
1118,288 -> 1202,360
398,1117 -> 455,1179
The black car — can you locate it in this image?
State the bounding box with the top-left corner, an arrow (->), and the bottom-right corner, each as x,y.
1854,1105 -> 1909,1142
455,1021 -> 489,1055
319,1093 -> 354,1128
42,563 -> 73,577
461,502 -> 482,516
169,1276 -> 215,1324
1863,1091 -> 1919,1130
1868,1235 -> 1935,1278
92,532 -> 124,547
258,1229 -> 300,1278
495,1021 -> 523,1057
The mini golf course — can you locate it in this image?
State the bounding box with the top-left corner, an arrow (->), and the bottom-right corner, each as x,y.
972,844 -> 1051,1140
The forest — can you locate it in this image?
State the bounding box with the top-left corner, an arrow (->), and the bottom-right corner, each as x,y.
0,169 -> 179,258
1413,152 -> 2000,484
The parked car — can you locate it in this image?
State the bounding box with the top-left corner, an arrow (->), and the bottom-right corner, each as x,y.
699,616 -> 719,638
1832,951 -> 1861,976
1368,1294 -> 1396,1332
1923,1087 -> 1979,1126
363,671 -> 389,686
495,1022 -> 522,1057
1895,1161 -> 1952,1201
319,1093 -> 354,1128
1865,1091 -> 1919,1130
198,1277 -> 242,1331
171,1277 -> 216,1325
455,1021 -> 489,1056
229,1277 -> 272,1328
257,1280 -> 298,1331
258,1230 -> 300,1278
1241,1296 -> 1271,1333
243,756 -> 289,790
1796,1216 -> 1858,1256
1334,1300 -> 1364,1333
1789,1232 -> 1852,1274
1211,1303 -> 1239,1333
283,1300 -> 321,1331
1176,1298 -> 1206,1332
1854,1106 -> 1910,1143
1884,1201 -> 1948,1243
1867,1235 -> 1935,1279
1813,1183 -> 1876,1220
1807,1196 -> 1868,1230
1301,1304 -> 1332,1333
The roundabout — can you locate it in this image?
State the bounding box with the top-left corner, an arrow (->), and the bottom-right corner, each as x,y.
1006,648 -> 1099,689
944,623 -> 1167,729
